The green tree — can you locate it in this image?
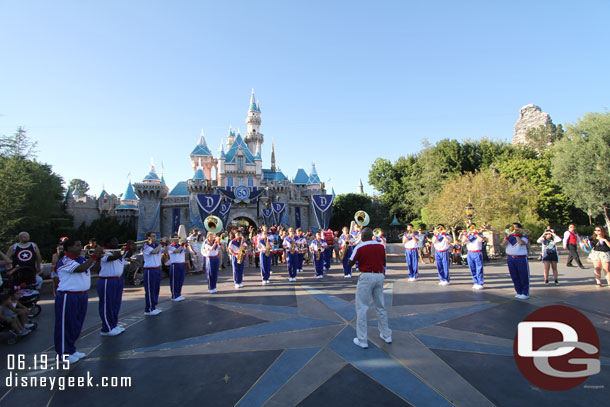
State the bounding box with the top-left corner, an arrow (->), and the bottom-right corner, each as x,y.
69,178 -> 90,195
552,111 -> 610,229
422,170 -> 542,235
0,127 -> 38,159
74,213 -> 136,246
525,123 -> 564,154
330,193 -> 392,232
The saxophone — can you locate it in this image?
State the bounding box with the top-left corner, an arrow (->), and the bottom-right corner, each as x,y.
315,241 -> 322,261
339,236 -> 349,261
265,237 -> 271,256
237,239 -> 246,264
290,238 -> 296,254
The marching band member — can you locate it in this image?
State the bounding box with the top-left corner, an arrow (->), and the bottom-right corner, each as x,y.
340,226 -> 355,278
168,235 -> 187,301
323,228 -> 335,270
310,232 -> 328,279
55,238 -> 102,363
351,225 -> 362,271
202,232 -> 221,293
295,228 -> 307,273
142,232 -> 166,315
229,231 -> 247,288
501,223 -> 530,299
402,224 -> 419,282
257,227 -> 273,284
283,228 -> 299,282
461,225 -> 485,290
433,225 -> 452,286
98,237 -> 134,336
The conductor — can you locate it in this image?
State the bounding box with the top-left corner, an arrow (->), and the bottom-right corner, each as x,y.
348,227 -> 392,349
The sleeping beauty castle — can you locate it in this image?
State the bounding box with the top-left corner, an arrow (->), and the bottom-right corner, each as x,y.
65,90 -> 327,237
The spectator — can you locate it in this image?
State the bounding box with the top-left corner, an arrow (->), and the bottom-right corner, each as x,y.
563,224 -> 586,269
583,226 -> 610,287
6,232 -> 42,288
537,229 -> 562,284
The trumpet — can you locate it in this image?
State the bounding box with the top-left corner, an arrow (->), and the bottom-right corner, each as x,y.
505,225 -> 530,235
434,226 -> 446,234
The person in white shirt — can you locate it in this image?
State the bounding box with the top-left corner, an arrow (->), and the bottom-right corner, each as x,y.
339,226 -> 355,278
537,228 -> 562,285
309,232 -> 328,279
432,225 -> 452,285
167,234 -> 187,302
402,224 -> 419,282
461,225 -> 485,290
257,227 -> 273,284
202,232 -> 221,293
228,231 -> 247,288
563,224 -> 586,269
54,238 -> 102,364
501,222 -> 530,299
295,228 -> 307,273
98,237 -> 135,336
283,228 -> 299,282
141,232 -> 167,315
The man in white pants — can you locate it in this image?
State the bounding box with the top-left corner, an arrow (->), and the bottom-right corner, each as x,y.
348,228 -> 392,349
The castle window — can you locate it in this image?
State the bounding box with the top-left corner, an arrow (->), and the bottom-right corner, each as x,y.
239,177 -> 245,186
238,156 -> 244,169
227,176 -> 233,187
248,177 -> 253,187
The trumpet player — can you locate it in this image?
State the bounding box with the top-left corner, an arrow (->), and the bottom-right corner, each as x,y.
168,234 -> 187,302
295,228 -> 307,273
257,226 -> 272,284
433,225 -> 452,286
229,231 -> 247,288
402,224 -> 419,281
501,222 -> 530,300
460,225 -> 485,290
340,226 -> 355,278
98,237 -> 134,336
283,228 -> 299,282
310,231 -> 328,279
202,232 -> 221,293
142,232 -> 167,315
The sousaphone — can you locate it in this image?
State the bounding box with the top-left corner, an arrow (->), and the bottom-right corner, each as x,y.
354,210 -> 370,227
204,215 -> 223,234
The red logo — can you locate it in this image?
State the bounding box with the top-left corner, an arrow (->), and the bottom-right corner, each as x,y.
513,305 -> 600,391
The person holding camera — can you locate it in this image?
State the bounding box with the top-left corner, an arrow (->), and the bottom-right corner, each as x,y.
537,228 -> 562,284
563,224 -> 586,269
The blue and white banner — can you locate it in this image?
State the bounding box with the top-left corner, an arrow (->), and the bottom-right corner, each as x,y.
137,202 -> 161,241
218,202 -> 231,227
272,202 -> 286,225
311,194 -> 334,230
295,206 -> 301,229
262,208 -> 273,226
189,197 -> 204,231
196,194 -> 222,223
172,208 -> 181,234
218,186 -> 265,203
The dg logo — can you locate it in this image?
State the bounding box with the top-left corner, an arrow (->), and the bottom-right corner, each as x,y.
514,305 -> 601,391
18,250 -> 33,262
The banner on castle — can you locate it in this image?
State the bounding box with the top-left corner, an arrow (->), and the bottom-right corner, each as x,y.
218,186 -> 265,203
295,206 -> 301,228
271,202 -> 286,225
218,202 -> 231,227
189,197 -> 203,230
172,208 -> 181,234
262,208 -> 273,226
196,194 -> 222,223
137,202 -> 161,241
311,194 -> 334,230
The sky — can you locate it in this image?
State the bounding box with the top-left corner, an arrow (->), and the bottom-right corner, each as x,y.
1,0 -> 609,199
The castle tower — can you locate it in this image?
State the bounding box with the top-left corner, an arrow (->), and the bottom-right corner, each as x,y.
226,126 -> 235,149
133,161 -> 168,239
270,140 -> 276,172
115,181 -> 139,221
190,129 -> 216,180
244,89 -> 264,154
357,178 -> 364,194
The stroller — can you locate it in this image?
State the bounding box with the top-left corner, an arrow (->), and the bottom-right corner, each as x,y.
3,266 -> 42,318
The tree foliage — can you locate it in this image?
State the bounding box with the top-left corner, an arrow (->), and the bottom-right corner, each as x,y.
73,214 -> 136,247
422,170 -> 541,234
330,193 -> 392,232
552,112 -> 610,229
0,127 -> 38,159
525,123 -> 564,154
69,178 -> 90,195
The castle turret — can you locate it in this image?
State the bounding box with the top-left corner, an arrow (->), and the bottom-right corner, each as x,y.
244,89 -> 264,154
270,140 -> 276,172
133,161 -> 168,239
116,181 -> 139,221
357,178 -> 364,194
190,129 -> 216,180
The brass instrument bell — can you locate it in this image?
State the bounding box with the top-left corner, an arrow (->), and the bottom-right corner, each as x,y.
204,215 -> 223,234
354,210 -> 370,227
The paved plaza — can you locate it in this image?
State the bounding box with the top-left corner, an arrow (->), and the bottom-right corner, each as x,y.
1,257 -> 608,406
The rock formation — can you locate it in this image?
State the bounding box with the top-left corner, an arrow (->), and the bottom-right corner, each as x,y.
513,104 -> 553,144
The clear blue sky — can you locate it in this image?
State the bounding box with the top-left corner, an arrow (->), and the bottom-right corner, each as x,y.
1,1 -> 609,198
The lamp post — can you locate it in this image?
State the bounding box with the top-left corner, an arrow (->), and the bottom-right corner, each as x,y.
466,203 -> 475,226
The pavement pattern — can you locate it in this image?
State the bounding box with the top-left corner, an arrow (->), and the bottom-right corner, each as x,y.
0,256 -> 609,406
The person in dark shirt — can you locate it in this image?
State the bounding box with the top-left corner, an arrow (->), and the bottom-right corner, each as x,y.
583,226 -> 610,287
348,228 -> 392,349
